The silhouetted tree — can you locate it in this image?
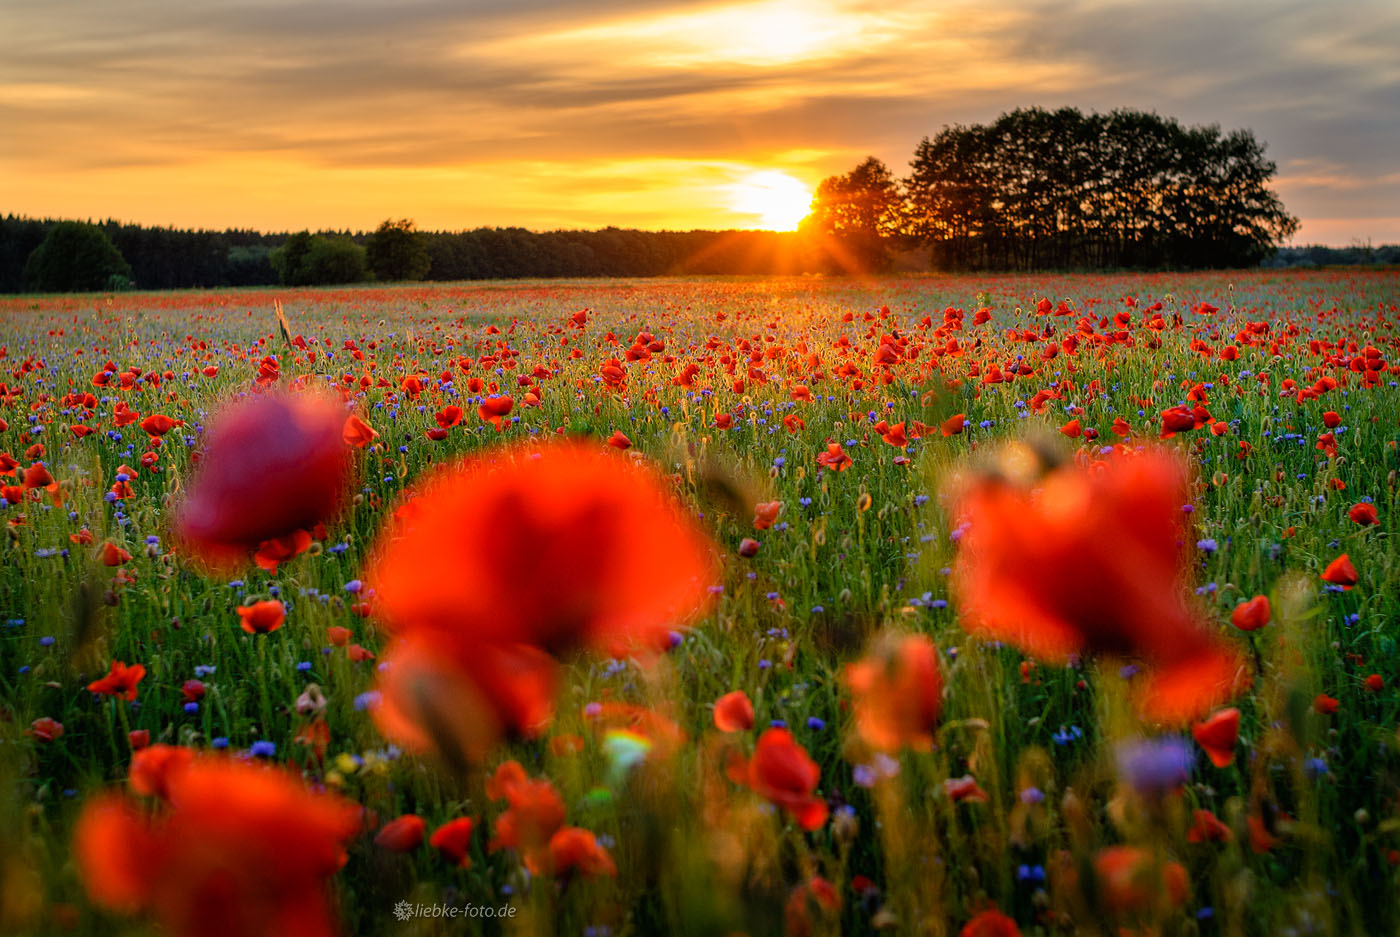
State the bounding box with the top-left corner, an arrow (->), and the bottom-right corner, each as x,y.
905,108 -> 1298,270
23,221 -> 132,292
366,218 -> 430,282
801,156 -> 906,272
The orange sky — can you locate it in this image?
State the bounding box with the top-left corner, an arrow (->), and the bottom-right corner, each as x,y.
2,0 -> 1397,243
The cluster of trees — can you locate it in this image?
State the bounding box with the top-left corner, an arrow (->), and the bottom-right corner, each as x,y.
804,107 -> 1301,271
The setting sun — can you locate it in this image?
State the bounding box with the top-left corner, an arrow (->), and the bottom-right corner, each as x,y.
727,170 -> 814,231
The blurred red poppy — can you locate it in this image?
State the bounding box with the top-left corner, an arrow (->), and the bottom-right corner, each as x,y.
175,393 -> 351,569
951,449 -> 1247,724
744,728 -> 827,830
1230,595 -> 1270,631
374,814 -> 425,852
429,818 -> 475,868
541,827 -> 616,879
73,755 -> 361,937
960,908 -> 1021,937
370,440 -> 715,659
1192,707 -> 1240,767
845,634 -> 944,752
371,636 -> 558,764
1093,846 -> 1188,913
714,690 -> 755,732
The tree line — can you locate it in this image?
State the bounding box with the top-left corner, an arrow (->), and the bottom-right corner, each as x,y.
0,106 -> 1349,292
803,107 -> 1303,271
0,216 -> 823,293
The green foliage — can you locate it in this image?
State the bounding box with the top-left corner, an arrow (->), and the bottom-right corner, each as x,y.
270,231 -> 368,286
21,221 -> 132,292
366,218 -> 430,282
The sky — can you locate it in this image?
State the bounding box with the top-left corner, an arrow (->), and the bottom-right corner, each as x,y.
2,0 -> 1397,243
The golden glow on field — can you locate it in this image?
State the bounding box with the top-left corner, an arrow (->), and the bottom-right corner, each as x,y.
726,171 -> 813,231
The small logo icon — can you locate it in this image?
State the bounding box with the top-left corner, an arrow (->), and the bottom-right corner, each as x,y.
393,901 -> 413,922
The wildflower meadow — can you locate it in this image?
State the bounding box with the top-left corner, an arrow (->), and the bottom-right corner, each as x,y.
1,268 -> 1397,937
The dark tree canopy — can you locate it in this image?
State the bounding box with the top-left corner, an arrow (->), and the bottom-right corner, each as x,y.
23,221 -> 132,292
800,156 -> 906,273
902,107 -> 1299,270
366,218 -> 430,282
270,231 -> 367,286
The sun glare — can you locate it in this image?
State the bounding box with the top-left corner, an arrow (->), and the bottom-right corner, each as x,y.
728,170 -> 813,231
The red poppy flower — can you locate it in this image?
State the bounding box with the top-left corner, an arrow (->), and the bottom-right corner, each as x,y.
429,818 -> 475,868
29,717 -> 63,742
738,537 -> 760,558
1348,503 -> 1379,526
951,449 -> 1247,724
945,775 -> 990,803
341,414 -> 377,448
129,744 -> 195,800
941,413 -> 967,437
540,827 -> 616,879
1187,808 -> 1233,843
1314,694 -> 1339,715
1059,418 -> 1081,438
1321,553 -> 1357,589
88,660 -> 146,701
606,430 -> 631,449
73,755 -> 361,937
477,395 -> 514,430
100,542 -> 132,566
252,530 -> 312,572
815,442 -> 852,471
753,501 -> 782,530
372,636 -> 558,764
1366,673 -> 1384,692
374,814 -> 426,852
1159,406 -> 1198,438
326,626 -> 352,647
744,728 -> 828,830
713,690 -> 755,732
1230,595 -> 1270,631
139,414 -> 181,437
488,767 -> 567,871
237,601 -> 286,634
175,393 -> 351,569
22,462 -> 54,489
1191,707 -> 1240,767
1093,846 -> 1188,913
434,405 -> 463,429
845,634 -> 943,752
369,440 -> 715,659
960,909 -> 1021,937
882,422 -> 909,447
786,875 -> 841,937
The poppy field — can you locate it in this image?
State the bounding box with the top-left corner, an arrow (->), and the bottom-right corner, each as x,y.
1,269 -> 1397,937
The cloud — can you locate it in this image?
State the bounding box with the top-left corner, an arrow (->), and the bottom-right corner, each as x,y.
1,0 -> 1395,240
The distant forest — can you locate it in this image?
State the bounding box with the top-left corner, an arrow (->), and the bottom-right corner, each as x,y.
3,107 -> 1393,293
